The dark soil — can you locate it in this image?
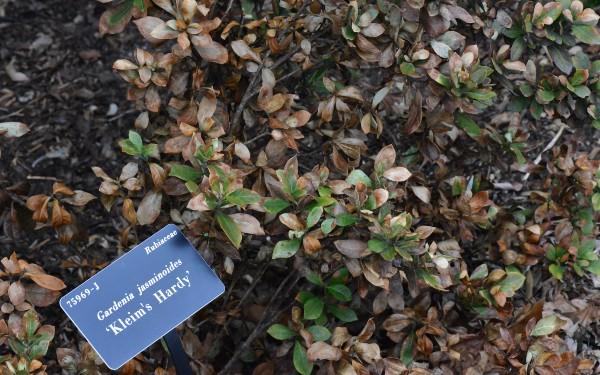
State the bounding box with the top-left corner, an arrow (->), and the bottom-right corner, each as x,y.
2,1 -> 600,373
0,0 -> 143,369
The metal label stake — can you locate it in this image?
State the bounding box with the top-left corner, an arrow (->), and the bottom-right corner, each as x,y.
164,329 -> 194,375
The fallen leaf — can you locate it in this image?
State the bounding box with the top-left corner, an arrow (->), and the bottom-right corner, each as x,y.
5,59 -> 30,82
0,122 -> 30,138
411,186 -> 431,204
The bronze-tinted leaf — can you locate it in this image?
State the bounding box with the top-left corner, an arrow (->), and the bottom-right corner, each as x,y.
231,40 -> 262,63
229,213 -> 265,235
191,35 -> 229,64
26,195 -> 50,223
307,341 -> 342,361
62,190 -> 96,207
279,213 -> 305,231
187,193 -> 210,211
405,92 -> 423,134
25,273 -> 66,291
123,198 -> 138,225
410,186 -> 431,204
383,167 -> 412,182
8,281 -> 25,306
136,191 -> 162,225
334,240 -> 371,258
375,145 -> 396,171
134,17 -> 167,43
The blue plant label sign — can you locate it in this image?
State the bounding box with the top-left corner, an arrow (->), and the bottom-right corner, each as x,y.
60,224 -> 225,370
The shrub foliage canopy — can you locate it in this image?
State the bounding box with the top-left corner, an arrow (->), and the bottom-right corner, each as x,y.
3,0 -> 600,373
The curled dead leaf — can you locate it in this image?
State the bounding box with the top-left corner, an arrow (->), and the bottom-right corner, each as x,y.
307,341 -> 342,361
335,240 -> 371,258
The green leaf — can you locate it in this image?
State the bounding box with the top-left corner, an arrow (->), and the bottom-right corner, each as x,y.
578,208 -> 594,236
591,60 -> 600,75
503,26 -> 524,39
304,297 -> 324,320
498,266 -> 526,296
570,69 -> 588,86
306,206 -> 323,229
531,314 -> 566,336
519,83 -> 534,97
570,85 -> 591,98
272,239 -> 301,259
264,198 -> 290,214
400,62 -> 416,75
577,240 -> 597,260
216,212 -> 242,248
306,325 -> 331,341
587,260 -> 600,276
470,264 -> 488,280
30,334 -> 52,359
129,130 -> 143,150
293,341 -> 313,375
185,181 -> 199,193
169,164 -> 201,183
142,143 -> 160,159
510,37 -> 525,61
510,143 -> 527,165
455,113 -> 482,138
416,269 -> 446,291
195,143 -> 215,162
534,3 -> 562,25
23,310 -> 40,338
267,324 -> 296,340
549,263 -> 565,280
277,168 -> 306,201
466,89 -> 496,105
573,50 -> 591,69
226,188 -> 261,206
546,245 -> 566,261
313,196 -> 336,207
297,291 -> 315,304
572,24 -> 600,45
326,283 -> 352,302
401,331 -> 416,365
346,169 -> 372,187
133,0 -> 145,10
119,140 -> 142,156
592,193 -> 600,211
305,272 -> 324,286
330,268 -> 349,285
327,305 -> 357,322
535,89 -> 555,104
8,337 -> 26,357
320,218 -> 335,235
240,0 -> 256,19
342,25 -> 357,41
109,0 -> 134,25
368,239 -> 389,253
470,65 -> 495,84
428,70 -> 451,88
335,213 -> 359,227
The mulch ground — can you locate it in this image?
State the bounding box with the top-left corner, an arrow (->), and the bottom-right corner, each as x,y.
2,0 -> 600,373
0,0 -> 144,369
